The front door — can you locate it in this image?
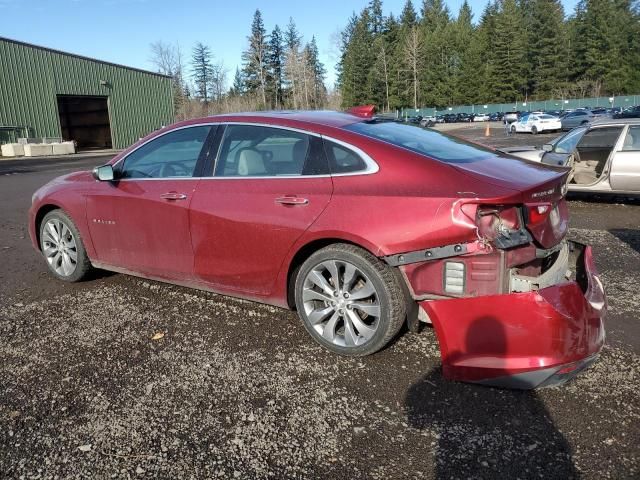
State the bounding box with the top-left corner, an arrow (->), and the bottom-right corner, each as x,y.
86,125 -> 213,280
610,125 -> 640,191
189,124 -> 333,296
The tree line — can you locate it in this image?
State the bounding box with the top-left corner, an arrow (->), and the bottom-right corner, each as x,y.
338,0 -> 640,110
149,10 -> 330,119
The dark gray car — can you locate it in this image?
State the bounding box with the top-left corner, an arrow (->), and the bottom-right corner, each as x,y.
561,110 -> 595,130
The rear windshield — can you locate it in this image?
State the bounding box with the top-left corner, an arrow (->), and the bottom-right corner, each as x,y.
344,121 -> 498,163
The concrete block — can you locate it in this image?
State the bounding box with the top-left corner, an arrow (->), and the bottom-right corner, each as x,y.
24,144 -> 53,157
51,142 -> 75,155
63,141 -> 76,154
1,143 -> 25,157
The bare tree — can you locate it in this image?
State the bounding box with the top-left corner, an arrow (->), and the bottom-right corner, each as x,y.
403,26 -> 423,109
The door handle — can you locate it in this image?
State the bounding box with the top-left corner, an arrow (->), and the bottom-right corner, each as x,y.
275,196 -> 309,206
160,192 -> 188,201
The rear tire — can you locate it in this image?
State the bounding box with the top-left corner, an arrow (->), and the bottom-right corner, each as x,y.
294,244 -> 407,356
510,125 -> 516,133
531,126 -> 538,135
40,209 -> 92,282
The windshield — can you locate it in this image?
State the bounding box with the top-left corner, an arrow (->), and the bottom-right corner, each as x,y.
554,127 -> 587,153
344,121 -> 498,163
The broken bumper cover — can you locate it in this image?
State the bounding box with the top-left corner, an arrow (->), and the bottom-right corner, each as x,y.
420,242 -> 606,389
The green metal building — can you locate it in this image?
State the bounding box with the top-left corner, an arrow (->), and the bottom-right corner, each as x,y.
0,36 -> 173,150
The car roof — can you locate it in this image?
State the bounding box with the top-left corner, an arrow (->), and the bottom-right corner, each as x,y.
198,110 -> 366,128
590,118 -> 640,127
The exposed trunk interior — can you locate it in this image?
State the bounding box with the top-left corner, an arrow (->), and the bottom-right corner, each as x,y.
57,95 -> 112,150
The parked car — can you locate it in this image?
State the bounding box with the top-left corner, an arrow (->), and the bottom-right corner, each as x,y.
443,113 -> 458,123
503,111 -> 519,124
473,113 -> 490,122
435,115 -> 445,123
561,110 -> 595,130
456,113 -> 473,122
507,118 -> 640,194
613,105 -> 640,119
509,113 -> 562,134
29,109 -> 605,389
489,112 -> 504,122
419,115 -> 436,127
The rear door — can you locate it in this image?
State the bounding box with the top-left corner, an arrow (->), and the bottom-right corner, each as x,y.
189,124 -> 333,295
86,125 -> 213,280
610,125 -> 640,191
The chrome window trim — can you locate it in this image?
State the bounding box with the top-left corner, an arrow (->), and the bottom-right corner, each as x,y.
111,121 -> 379,181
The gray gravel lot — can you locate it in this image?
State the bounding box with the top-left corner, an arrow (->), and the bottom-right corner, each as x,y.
1,147 -> 639,479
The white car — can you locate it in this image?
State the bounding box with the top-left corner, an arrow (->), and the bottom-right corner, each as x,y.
510,113 -> 562,135
473,113 -> 490,122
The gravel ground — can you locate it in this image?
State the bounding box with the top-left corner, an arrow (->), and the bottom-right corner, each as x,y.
1,150 -> 639,479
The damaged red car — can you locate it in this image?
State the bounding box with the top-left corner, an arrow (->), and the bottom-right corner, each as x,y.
29,108 -> 606,388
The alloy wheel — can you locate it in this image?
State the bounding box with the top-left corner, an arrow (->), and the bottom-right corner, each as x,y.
42,219 -> 78,277
301,259 -> 381,348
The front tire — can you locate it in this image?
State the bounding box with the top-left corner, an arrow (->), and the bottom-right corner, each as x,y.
510,125 -> 516,133
40,210 -> 92,282
294,244 -> 407,356
531,126 -> 538,135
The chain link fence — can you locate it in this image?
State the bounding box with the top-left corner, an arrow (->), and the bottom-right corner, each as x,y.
401,94 -> 640,117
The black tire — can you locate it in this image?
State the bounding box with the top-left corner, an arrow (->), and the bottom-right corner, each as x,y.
39,209 -> 92,282
510,125 -> 516,133
531,126 -> 538,135
294,243 -> 407,356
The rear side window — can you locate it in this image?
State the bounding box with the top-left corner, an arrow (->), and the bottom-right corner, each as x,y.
215,125 -> 315,177
578,127 -> 623,149
323,140 -> 367,173
345,121 -> 497,163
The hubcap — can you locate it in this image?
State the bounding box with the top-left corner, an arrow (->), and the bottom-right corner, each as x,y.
42,219 -> 78,277
302,259 -> 381,348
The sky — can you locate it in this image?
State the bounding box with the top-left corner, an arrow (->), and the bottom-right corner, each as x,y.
0,0 -> 580,88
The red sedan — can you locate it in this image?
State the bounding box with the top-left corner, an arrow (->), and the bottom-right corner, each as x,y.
29,109 -> 606,388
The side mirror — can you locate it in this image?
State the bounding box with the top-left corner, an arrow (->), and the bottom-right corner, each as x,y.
92,164 -> 114,181
542,144 -> 553,152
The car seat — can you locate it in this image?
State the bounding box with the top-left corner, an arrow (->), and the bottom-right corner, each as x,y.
237,148 -> 266,176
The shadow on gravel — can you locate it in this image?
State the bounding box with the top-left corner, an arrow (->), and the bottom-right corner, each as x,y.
404,317 -> 579,479
609,228 -> 640,254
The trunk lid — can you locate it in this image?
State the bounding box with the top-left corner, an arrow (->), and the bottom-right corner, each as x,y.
453,155 -> 570,248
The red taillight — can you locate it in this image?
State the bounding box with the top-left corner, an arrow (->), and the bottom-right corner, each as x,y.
527,203 -> 553,226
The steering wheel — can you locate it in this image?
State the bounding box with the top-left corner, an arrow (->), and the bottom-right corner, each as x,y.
159,161 -> 191,178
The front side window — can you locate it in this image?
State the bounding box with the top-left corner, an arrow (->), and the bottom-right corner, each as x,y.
215,125 -> 315,177
554,127 -> 587,154
345,120 -> 497,163
120,126 -> 210,179
622,126 -> 640,151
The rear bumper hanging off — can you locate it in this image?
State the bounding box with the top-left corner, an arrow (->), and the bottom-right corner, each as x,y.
418,241 -> 606,389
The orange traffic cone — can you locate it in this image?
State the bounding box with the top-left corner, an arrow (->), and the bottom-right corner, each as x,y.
485,123 -> 491,137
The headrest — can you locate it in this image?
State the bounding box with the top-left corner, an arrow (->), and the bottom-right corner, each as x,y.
238,149 -> 266,176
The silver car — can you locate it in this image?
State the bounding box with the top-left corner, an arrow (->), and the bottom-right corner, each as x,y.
539,119 -> 640,194
560,110 -> 595,130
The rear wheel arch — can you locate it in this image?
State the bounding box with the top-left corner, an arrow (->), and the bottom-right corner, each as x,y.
285,237 -> 380,309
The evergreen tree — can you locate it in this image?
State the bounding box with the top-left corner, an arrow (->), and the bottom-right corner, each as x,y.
369,0 -> 385,34
306,36 -> 327,108
285,17 -> 302,51
339,9 -> 375,106
229,67 -> 244,96
529,0 -> 566,97
267,25 -> 285,108
242,9 -> 269,106
492,0 -> 528,103
191,42 -> 214,103
400,0 -> 418,26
